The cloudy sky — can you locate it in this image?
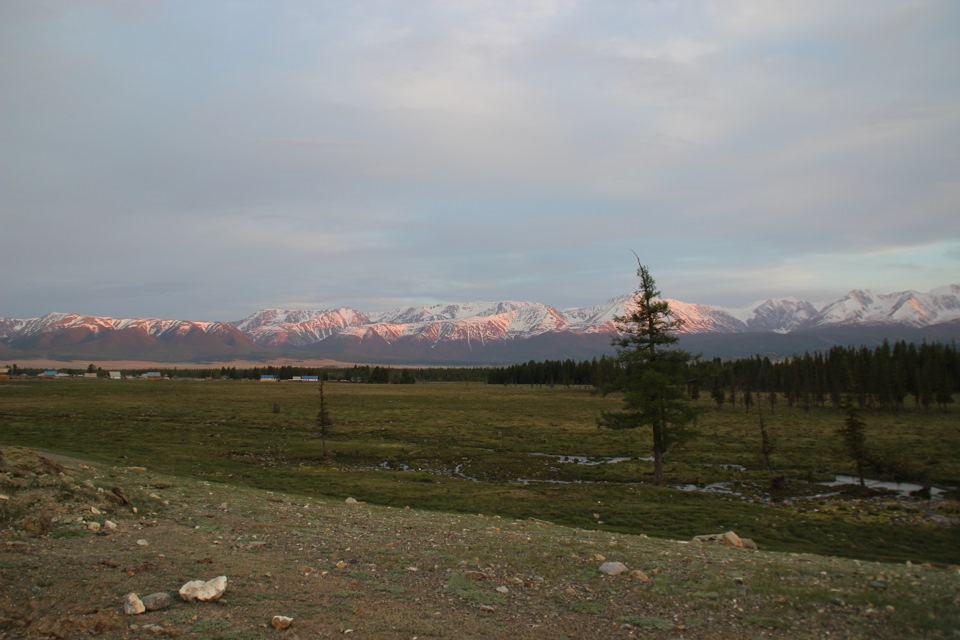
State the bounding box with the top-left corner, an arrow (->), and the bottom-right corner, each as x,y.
2,1 -> 958,321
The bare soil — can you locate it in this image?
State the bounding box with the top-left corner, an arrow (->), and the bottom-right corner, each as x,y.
1,447 -> 958,639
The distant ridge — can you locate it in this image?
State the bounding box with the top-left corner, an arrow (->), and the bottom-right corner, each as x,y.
2,285 -> 958,364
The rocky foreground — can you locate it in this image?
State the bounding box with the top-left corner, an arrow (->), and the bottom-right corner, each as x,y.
1,446 -> 958,639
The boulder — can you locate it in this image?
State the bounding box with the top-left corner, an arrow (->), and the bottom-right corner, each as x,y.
599,561 -> 629,576
141,592 -> 173,611
179,576 -> 228,602
693,531 -> 758,550
271,615 -> 294,630
720,531 -> 744,548
122,593 -> 145,615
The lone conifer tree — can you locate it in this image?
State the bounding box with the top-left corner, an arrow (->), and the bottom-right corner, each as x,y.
839,394 -> 868,487
599,258 -> 699,485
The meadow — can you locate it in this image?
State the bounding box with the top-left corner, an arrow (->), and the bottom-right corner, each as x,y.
1,378 -> 957,565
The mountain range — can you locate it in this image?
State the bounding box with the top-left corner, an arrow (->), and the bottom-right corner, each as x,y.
2,285 -> 959,364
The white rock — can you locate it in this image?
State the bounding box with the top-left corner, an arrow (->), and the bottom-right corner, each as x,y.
345,497 -> 358,504
104,520 -> 118,530
123,593 -> 145,615
271,615 -> 294,630
599,561 -> 629,576
179,576 -> 228,602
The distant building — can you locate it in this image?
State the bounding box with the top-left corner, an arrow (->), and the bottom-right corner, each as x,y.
109,371 -> 123,380
301,375 -> 319,382
40,370 -> 59,379
260,374 -> 277,382
83,372 -> 98,379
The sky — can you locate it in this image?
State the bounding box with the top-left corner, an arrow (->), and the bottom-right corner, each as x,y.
2,0 -> 958,321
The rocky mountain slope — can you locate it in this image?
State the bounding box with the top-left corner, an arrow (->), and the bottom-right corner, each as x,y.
2,285 -> 958,363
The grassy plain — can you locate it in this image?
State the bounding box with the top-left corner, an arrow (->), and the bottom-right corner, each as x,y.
1,378 -> 957,565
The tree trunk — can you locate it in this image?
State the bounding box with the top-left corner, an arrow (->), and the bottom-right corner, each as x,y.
652,422 -> 665,486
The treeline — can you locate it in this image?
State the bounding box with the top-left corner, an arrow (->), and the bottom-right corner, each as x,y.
1,363 -> 487,383
6,339 -> 957,411
487,340 -> 958,412
171,364 -> 488,384
707,341 -> 959,411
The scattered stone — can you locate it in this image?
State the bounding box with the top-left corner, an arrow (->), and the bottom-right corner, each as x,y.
495,586 -> 509,594
599,561 -> 629,576
629,570 -> 651,582
123,593 -> 145,615
111,487 -> 130,505
478,605 -> 496,613
87,521 -> 101,532
235,540 -> 268,551
271,615 -> 294,630
89,506 -> 102,515
179,576 -> 228,602
141,592 -> 173,611
104,520 -> 118,530
136,539 -> 149,547
345,497 -> 358,504
692,531 -> 758,550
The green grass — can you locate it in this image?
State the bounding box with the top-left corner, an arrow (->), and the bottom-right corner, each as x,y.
444,573 -> 507,607
1,378 -> 958,564
616,615 -> 675,630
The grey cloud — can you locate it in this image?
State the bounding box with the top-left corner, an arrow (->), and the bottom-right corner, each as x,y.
1,1 -> 957,319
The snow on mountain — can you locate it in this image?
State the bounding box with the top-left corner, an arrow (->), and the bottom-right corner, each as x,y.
216,284 -> 960,349
741,298 -> 821,333
0,317 -> 29,339
9,312 -> 237,338
562,295 -> 745,334
660,299 -> 747,334
805,286 -> 960,328
2,285 -> 958,362
338,301 -> 571,346
562,296 -> 627,332
232,308 -> 370,347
